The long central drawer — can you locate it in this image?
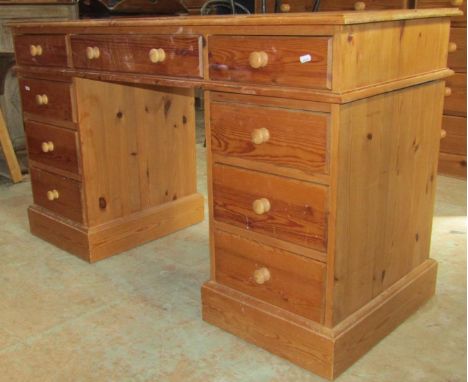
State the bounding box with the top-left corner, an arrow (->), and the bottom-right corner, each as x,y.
71,34 -> 203,78
213,164 -> 328,252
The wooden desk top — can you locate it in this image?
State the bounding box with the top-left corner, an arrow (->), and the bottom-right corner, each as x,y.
9,8 -> 462,31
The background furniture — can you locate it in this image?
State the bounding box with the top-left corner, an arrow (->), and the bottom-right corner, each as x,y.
11,8 -> 457,379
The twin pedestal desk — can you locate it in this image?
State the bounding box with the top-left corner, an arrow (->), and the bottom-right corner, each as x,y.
10,9 -> 460,379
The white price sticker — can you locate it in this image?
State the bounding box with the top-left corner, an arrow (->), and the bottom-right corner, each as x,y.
299,54 -> 312,64
24,86 -> 30,91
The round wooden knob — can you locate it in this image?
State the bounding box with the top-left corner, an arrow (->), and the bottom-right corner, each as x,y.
254,267 -> 271,285
280,3 -> 291,12
149,48 -> 166,63
251,128 -> 270,145
451,0 -> 463,6
41,141 -> 54,153
448,42 -> 458,53
86,46 -> 100,60
46,189 -> 59,201
445,87 -> 452,96
441,129 -> 447,139
35,94 -> 48,105
249,51 -> 268,69
29,44 -> 43,57
252,198 -> 271,215
354,1 -> 366,10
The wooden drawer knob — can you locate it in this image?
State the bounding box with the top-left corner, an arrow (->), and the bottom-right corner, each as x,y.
249,51 -> 268,69
354,1 -> 366,10
29,44 -> 43,57
46,189 -> 59,201
448,42 -> 458,52
451,0 -> 463,6
149,48 -> 166,63
253,198 -> 271,215
445,87 -> 452,96
280,3 -> 291,12
254,267 -> 271,285
35,94 -> 48,105
251,128 -> 270,145
86,46 -> 100,60
441,129 -> 447,139
41,141 -> 54,153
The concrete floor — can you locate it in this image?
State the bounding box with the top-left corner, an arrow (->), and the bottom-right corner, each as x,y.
0,144 -> 466,382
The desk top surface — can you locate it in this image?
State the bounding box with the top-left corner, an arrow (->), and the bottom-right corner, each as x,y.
9,8 -> 462,30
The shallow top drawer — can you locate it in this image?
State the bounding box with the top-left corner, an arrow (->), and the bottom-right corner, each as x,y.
415,0 -> 466,26
209,36 -> 331,89
71,35 -> 202,78
14,35 -> 68,67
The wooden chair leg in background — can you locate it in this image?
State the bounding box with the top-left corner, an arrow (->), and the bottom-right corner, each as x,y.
0,107 -> 22,183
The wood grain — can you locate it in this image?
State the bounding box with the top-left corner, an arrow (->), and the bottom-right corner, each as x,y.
320,0 -> 409,11
214,228 -> 326,322
30,167 -> 84,223
415,0 -> 466,26
210,99 -> 329,179
71,35 -> 202,78
213,163 -> 328,252
438,151 -> 467,178
444,72 -> 467,116
209,36 -> 331,89
447,27 -> 467,72
25,120 -> 80,175
19,77 -> 75,122
440,114 -> 467,155
14,34 -> 68,67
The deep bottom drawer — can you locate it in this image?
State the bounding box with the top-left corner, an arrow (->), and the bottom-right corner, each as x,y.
30,168 -> 84,223
214,229 -> 326,322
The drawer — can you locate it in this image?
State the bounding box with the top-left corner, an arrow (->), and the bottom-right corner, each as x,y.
319,0 -> 408,11
19,78 -> 75,123
448,28 -> 466,72
415,0 -> 466,27
14,35 -> 68,67
25,121 -> 80,174
210,101 -> 329,178
214,229 -> 326,322
438,152 -> 467,178
213,164 -> 328,252
440,115 -> 467,155
30,168 -> 83,223
71,35 -> 202,78
445,73 -> 466,116
209,36 -> 331,89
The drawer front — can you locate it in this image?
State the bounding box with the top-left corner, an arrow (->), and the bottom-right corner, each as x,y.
441,115 -> 467,155
19,78 -> 75,122
25,121 -> 80,174
445,73 -> 466,116
215,229 -> 325,322
14,35 -> 68,67
209,36 -> 331,89
210,101 -> 329,177
415,0 -> 466,26
319,0 -> 408,10
448,27 -> 466,72
30,168 -> 83,223
213,164 -> 328,252
71,35 -> 202,78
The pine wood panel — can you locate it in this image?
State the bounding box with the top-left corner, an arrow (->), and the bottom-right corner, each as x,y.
438,151 -> 467,178
448,27 -> 466,72
415,0 -> 466,26
333,19 -> 451,92
71,35 -> 202,78
444,72 -> 467,116
210,99 -> 330,180
209,36 -> 331,89
19,77 -> 75,122
440,114 -> 467,155
214,229 -> 326,322
331,81 -> 444,324
212,163 -> 328,252
14,34 -> 68,67
74,78 -> 197,226
25,120 -> 80,175
30,167 -> 84,223
319,0 -> 409,11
